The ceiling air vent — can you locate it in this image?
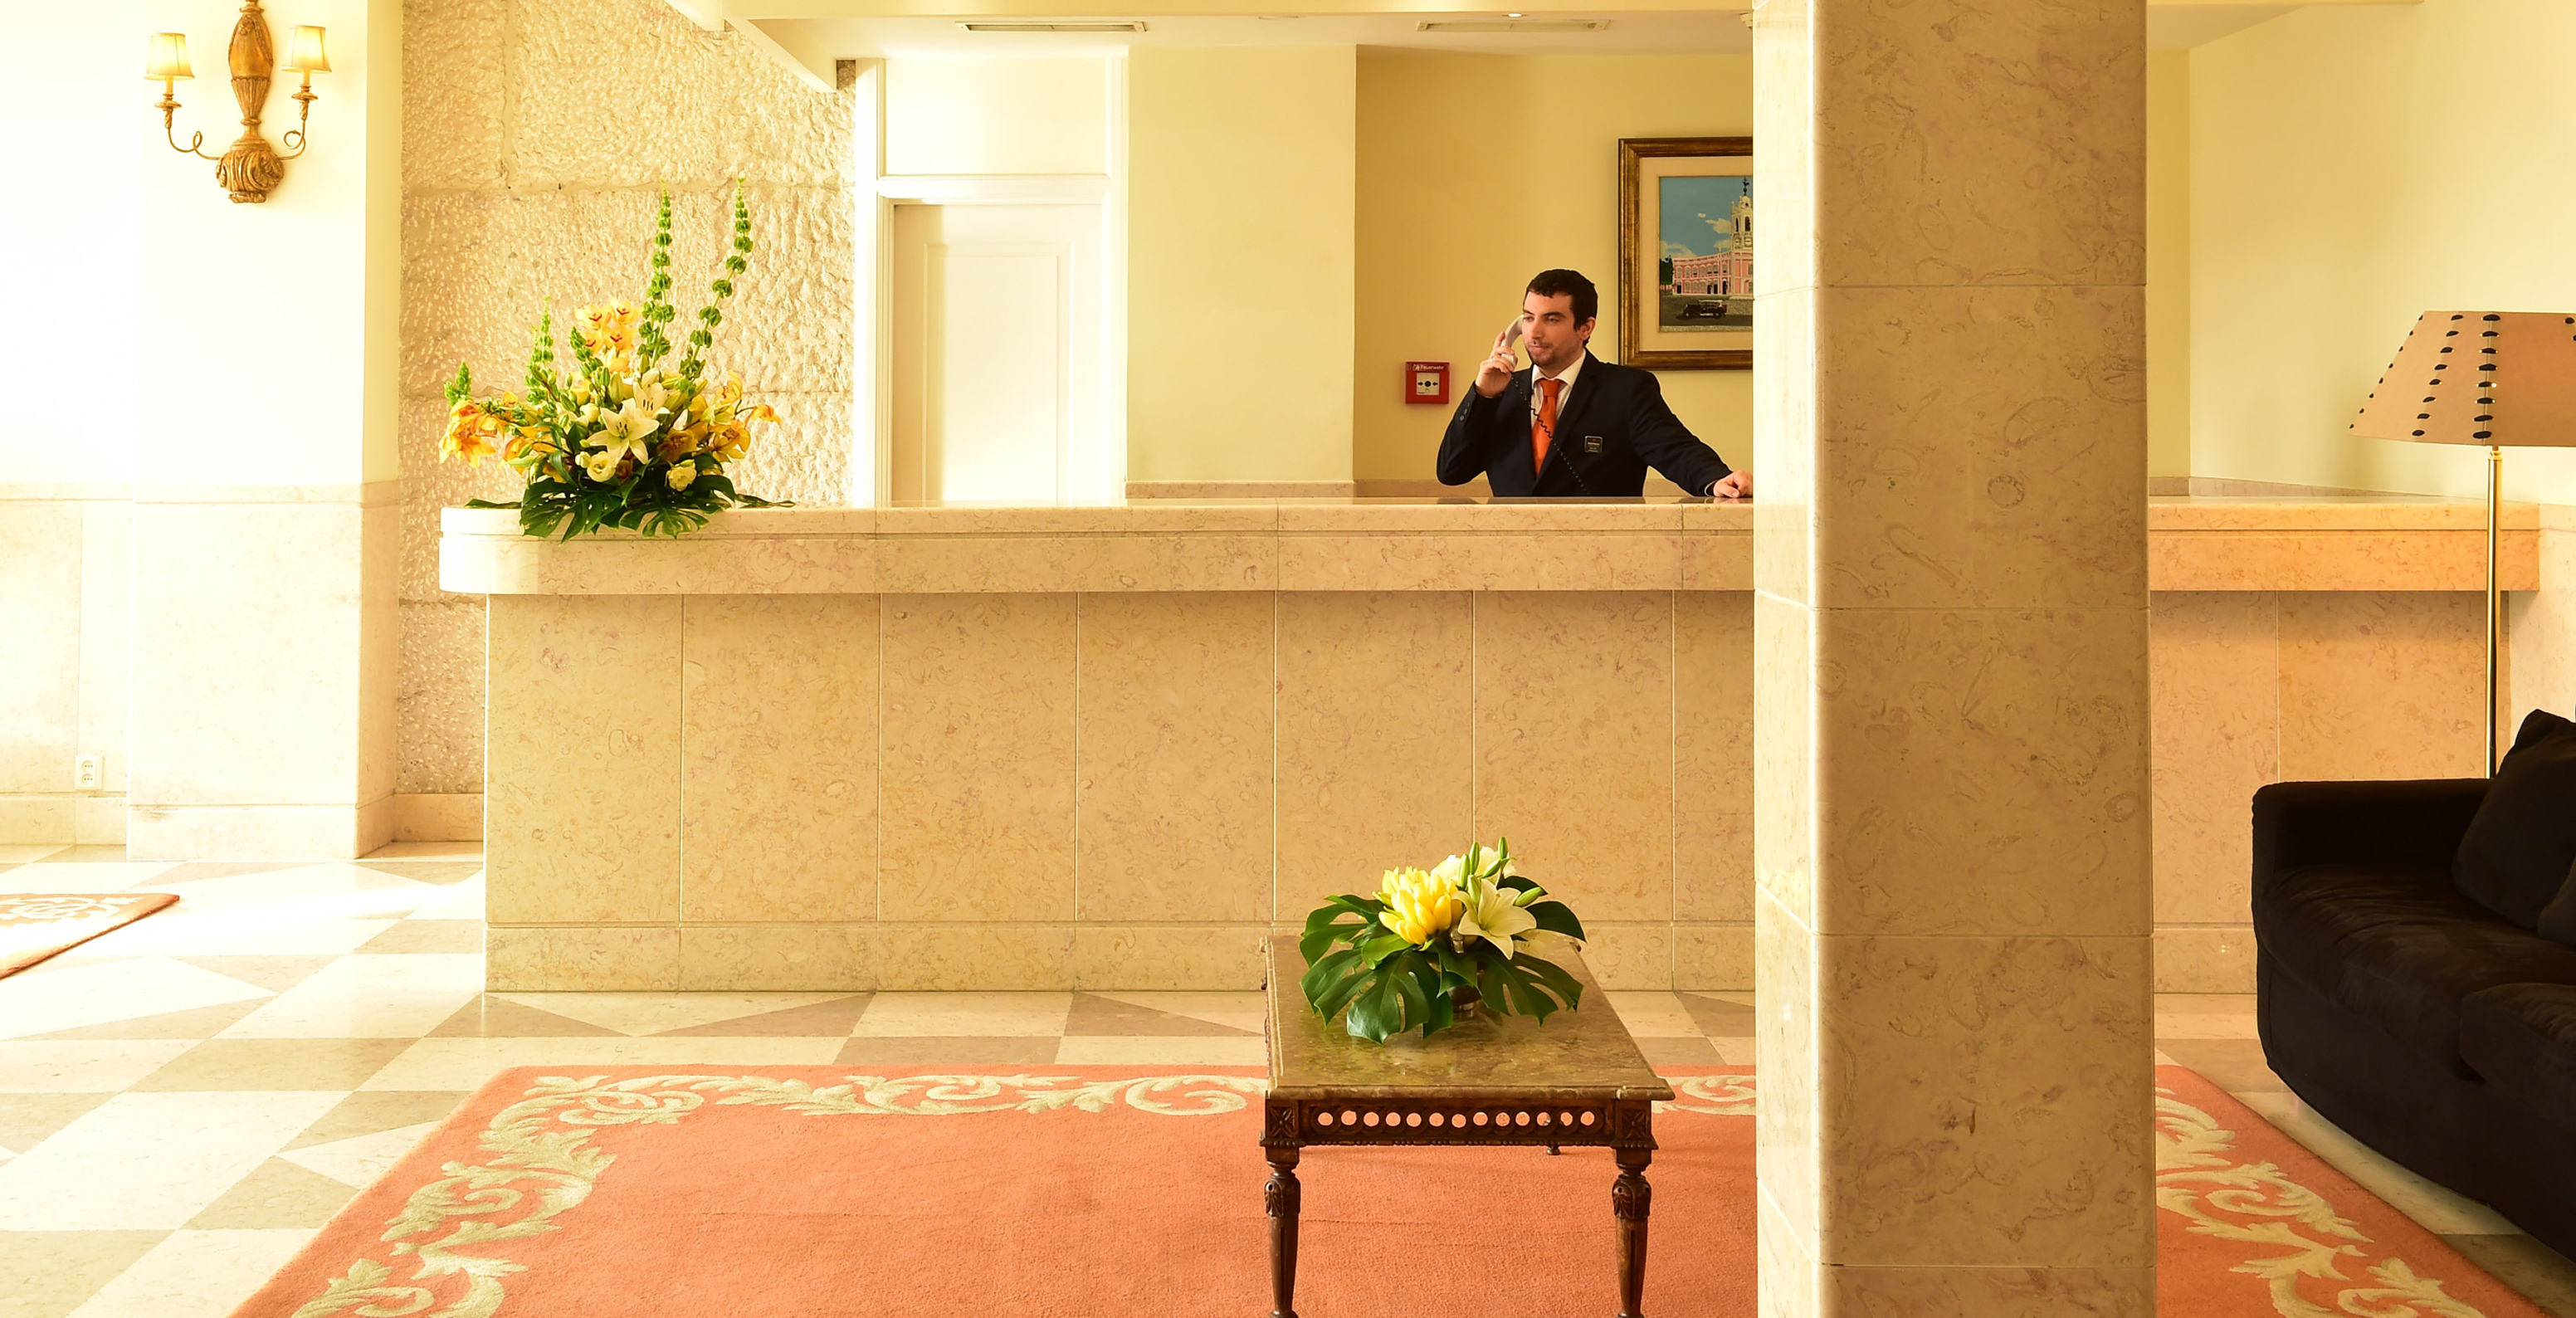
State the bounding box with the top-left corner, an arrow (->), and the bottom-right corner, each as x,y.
1417,18 -> 1608,32
957,20 -> 1148,32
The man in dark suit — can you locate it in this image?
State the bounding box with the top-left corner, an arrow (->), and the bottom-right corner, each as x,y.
1437,269 -> 1752,499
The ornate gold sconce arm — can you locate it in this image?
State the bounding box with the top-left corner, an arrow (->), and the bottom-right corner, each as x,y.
145,3 -> 326,203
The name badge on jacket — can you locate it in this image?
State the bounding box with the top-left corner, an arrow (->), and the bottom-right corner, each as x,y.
1583,435 -> 1603,454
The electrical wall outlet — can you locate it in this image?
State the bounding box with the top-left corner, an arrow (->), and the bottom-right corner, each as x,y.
75,754 -> 103,791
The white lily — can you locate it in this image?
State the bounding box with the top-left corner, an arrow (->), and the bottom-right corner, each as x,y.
590,398 -> 661,464
1452,875 -> 1538,959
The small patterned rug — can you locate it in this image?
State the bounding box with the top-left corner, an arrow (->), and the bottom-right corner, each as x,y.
0,892 -> 178,979
228,1065 -> 2547,1317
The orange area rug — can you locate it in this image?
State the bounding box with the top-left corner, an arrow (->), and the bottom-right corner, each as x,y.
0,893 -> 177,979
231,1065 -> 2547,1317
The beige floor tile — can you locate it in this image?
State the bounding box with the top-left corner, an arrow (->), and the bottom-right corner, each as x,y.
349,861 -> 485,886
1679,992 -> 1757,1039
0,1095 -> 113,1162
1637,1037 -> 1725,1067
2155,992 -> 2256,1014
655,993 -> 874,1037
180,1158 -> 358,1230
2238,1091 -> 2524,1236
361,842 -> 485,861
217,955 -> 485,1040
408,878 -> 486,921
283,1091 -> 471,1150
129,1039 -> 413,1092
1082,992 -> 1266,1034
1063,993 -> 1259,1038
0,1091 -> 343,1230
0,1230 -> 167,1318
2154,1012 -> 2261,1041
2154,1048 -> 2178,1066
0,862 -> 180,896
1604,991 -> 1703,1037
425,995 -> 622,1038
851,992 -> 1074,1037
0,847 -> 66,864
0,959 -> 272,1042
66,1228 -> 315,1318
835,1037 -> 1061,1066
0,1043 -> 195,1094
275,1120 -> 441,1189
359,1037 -> 846,1091
354,920 -> 487,954
1712,1037 -> 1757,1066
170,957 -> 340,994
1051,1037 -> 1269,1067
17,1000 -> 270,1043
489,990 -> 854,1037
2444,1234 -> 2576,1317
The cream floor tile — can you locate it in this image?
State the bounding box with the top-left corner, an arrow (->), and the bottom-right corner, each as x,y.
1051,1037 -> 1270,1067
0,846 -> 66,864
0,1043 -> 196,1094
407,878 -> 485,921
0,1230 -> 168,1318
1712,1037 -> 1757,1066
0,866 -> 180,897
2154,1013 -> 2261,1040
146,865 -> 439,922
2238,1091 -> 2525,1236
2154,1048 -> 2178,1066
1603,991 -> 1704,1037
0,1091 -> 342,1230
94,907 -> 399,957
67,1228 -> 316,1318
1083,992 -> 1267,1035
274,1120 -> 441,1189
363,842 -> 485,861
0,959 -> 272,1042
851,993 -> 1074,1037
489,991 -> 853,1037
359,1037 -> 847,1091
2156,993 -> 2256,1015
216,955 -> 485,1040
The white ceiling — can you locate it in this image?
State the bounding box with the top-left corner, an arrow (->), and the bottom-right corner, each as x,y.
781,2 -> 2301,57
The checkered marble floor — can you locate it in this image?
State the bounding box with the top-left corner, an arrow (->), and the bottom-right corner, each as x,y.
2,843 -> 2573,1317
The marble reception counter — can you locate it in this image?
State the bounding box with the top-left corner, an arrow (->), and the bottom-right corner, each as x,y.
442,496 -> 2536,993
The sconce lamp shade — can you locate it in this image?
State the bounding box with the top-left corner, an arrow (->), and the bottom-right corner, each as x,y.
2351,311 -> 2576,448
146,32 -> 193,81
282,26 -> 330,74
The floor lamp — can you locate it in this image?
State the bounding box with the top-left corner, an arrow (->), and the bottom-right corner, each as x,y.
2350,310 -> 2576,775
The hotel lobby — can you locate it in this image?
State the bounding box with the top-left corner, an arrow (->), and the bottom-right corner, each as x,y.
10,0 -> 2576,1313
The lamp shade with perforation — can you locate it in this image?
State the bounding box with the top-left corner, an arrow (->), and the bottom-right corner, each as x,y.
2350,310 -> 2576,774
2351,311 -> 2576,447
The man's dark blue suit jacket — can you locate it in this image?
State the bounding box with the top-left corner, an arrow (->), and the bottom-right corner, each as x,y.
1435,351 -> 1733,497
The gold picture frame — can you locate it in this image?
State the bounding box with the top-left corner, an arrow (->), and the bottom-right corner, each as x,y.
1617,136 -> 1753,371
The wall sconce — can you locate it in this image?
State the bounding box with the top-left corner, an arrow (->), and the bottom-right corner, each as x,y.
149,2 -> 327,204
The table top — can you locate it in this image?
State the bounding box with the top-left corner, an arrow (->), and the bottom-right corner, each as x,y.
1263,936 -> 1674,1104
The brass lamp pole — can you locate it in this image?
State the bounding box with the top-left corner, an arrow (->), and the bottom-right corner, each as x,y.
2351,311 -> 2576,774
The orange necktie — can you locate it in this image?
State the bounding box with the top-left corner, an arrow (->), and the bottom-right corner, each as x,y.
1533,376 -> 1563,474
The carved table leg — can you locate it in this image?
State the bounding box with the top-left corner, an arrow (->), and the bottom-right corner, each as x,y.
1612,1146 -> 1653,1318
1266,1144 -> 1302,1318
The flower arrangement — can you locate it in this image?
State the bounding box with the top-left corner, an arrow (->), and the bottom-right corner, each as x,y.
439,187 -> 787,539
1299,840 -> 1588,1043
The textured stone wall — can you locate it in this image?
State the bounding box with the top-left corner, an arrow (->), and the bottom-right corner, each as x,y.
398,0 -> 854,794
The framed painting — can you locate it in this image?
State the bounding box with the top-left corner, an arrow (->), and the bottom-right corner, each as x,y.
1617,137 -> 1753,371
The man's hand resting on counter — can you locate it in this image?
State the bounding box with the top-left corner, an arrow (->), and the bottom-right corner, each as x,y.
1476,325 -> 1521,398
1711,470 -> 1752,500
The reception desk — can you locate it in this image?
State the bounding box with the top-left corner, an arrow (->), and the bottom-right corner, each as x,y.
442,495 -> 2537,994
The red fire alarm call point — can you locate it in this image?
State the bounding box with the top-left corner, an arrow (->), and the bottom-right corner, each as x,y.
1405,361 -> 1450,406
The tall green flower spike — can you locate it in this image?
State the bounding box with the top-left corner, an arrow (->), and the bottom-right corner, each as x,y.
640,190 -> 676,369
445,361 -> 472,408
681,184 -> 753,379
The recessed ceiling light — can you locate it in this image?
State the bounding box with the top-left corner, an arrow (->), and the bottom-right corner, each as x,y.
1418,17 -> 1607,31
1505,12 -> 1524,16
957,19 -> 1147,32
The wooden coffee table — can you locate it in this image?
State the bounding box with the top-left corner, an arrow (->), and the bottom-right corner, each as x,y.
1261,935 -> 1676,1318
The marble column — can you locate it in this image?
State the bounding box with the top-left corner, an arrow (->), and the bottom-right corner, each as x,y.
1750,1 -> 2154,1314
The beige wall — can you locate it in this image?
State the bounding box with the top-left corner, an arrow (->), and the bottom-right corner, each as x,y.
2191,0 -> 2576,504
1352,51 -> 1754,485
1127,46 -> 1356,484
2147,49 -> 2189,481
885,57 -> 1110,177
397,0 -> 856,798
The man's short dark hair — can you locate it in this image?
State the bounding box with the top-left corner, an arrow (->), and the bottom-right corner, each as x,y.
1526,269 -> 1598,325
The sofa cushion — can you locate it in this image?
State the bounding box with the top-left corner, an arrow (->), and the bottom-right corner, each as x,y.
2454,710 -> 2576,930
2255,862 -> 2576,1074
2461,984 -> 2576,1133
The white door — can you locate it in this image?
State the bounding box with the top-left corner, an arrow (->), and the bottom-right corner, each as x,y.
890,203 -> 1102,504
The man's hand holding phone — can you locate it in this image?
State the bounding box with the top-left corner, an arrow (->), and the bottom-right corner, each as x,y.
1475,320 -> 1524,398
